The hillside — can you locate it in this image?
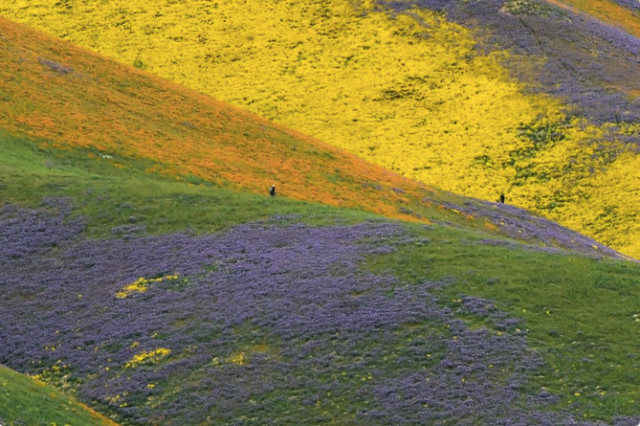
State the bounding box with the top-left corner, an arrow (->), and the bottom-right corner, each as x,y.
0,364 -> 119,426
1,12 -> 640,426
0,16 -> 626,258
542,0 -> 640,41
1,0 -> 639,257
1,129 -> 639,425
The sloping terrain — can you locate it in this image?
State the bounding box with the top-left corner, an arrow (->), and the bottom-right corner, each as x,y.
0,14 -> 438,223
0,364 -> 120,426
1,12 -> 640,426
1,132 -> 639,425
1,16 -> 626,258
1,0 -> 639,257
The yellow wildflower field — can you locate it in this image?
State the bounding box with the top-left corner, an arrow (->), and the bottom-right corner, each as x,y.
1,0 -> 639,257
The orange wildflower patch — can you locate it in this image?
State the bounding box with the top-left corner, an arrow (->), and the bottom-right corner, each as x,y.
485,222 -> 499,231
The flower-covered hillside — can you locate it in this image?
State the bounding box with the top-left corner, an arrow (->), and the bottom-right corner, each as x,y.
0,16 -> 443,226
1,200 -> 639,425
545,0 -> 640,41
1,0 -> 639,257
1,112 -> 637,424
2,16 -> 628,258
387,0 -> 640,120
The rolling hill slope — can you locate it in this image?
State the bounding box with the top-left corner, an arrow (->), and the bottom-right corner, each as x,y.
0,364 -> 120,426
1,130 -> 639,425
1,12 -> 640,426
1,0 -> 639,257
1,16 -> 627,258
0,14 -> 438,224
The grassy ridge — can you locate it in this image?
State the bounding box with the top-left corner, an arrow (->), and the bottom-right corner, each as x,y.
0,129 -> 389,238
0,365 -> 119,426
3,128 -> 624,259
1,1 -> 639,257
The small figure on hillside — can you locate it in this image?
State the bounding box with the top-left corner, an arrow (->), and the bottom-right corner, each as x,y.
499,193 -> 505,204
269,184 -> 276,197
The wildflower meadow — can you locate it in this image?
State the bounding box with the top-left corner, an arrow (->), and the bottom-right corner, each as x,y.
1,4 -> 640,425
1,200 -> 639,425
1,0 -> 639,256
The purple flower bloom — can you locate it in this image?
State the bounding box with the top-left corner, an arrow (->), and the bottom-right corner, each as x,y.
0,202 -> 637,425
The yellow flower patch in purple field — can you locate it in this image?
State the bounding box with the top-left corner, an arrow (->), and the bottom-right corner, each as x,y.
125,348 -> 171,369
211,352 -> 247,367
115,275 -> 179,298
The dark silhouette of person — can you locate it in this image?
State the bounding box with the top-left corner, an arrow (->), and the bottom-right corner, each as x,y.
270,184 -> 276,197
499,193 -> 505,204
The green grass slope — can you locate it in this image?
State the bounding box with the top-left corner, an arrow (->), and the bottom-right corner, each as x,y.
1,0 -> 639,258
366,237 -> 640,421
0,365 -> 119,426
0,129 -> 386,237
1,123 -> 623,258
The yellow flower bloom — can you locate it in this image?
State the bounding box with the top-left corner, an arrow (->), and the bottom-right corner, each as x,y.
125,348 -> 171,368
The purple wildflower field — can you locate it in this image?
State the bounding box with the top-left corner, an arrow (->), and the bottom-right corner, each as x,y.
383,0 -> 640,126
0,201 -> 638,425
